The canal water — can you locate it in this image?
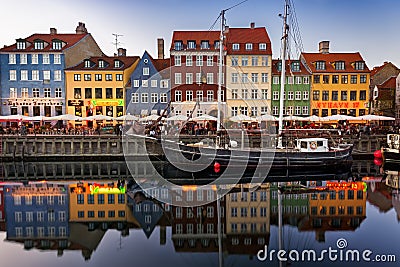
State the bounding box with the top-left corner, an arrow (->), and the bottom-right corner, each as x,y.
0,160 -> 399,267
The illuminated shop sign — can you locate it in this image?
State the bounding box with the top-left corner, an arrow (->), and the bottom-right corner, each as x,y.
68,100 -> 84,106
314,102 -> 363,109
91,99 -> 124,106
89,183 -> 126,194
12,186 -> 66,195
326,181 -> 367,192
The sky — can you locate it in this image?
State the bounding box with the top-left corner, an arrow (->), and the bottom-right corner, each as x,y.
0,0 -> 399,69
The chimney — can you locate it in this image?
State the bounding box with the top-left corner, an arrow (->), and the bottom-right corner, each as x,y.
50,28 -> 57,35
117,48 -> 126,56
319,41 -> 330,54
157,38 -> 164,59
75,22 -> 88,34
250,22 -> 255,29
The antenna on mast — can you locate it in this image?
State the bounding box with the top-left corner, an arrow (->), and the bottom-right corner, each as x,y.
112,33 -> 123,53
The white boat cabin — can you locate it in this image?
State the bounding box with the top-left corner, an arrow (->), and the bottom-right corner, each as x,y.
296,138 -> 329,152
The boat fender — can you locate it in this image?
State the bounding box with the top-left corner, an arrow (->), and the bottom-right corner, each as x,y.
310,141 -> 317,150
214,162 -> 221,173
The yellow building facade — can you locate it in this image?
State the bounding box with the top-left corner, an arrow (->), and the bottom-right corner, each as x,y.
225,26 -> 273,119
302,41 -> 370,117
65,53 -> 139,126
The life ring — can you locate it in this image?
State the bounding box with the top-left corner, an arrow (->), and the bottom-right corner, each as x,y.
310,141 -> 317,150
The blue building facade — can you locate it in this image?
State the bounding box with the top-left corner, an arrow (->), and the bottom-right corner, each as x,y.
126,51 -> 170,116
4,183 -> 70,250
0,23 -> 103,118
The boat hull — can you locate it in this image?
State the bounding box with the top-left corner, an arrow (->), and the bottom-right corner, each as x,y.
142,137 -> 353,183
383,148 -> 400,171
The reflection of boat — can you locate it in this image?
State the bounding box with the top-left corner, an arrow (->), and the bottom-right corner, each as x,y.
382,133 -> 400,170
128,4 -> 353,182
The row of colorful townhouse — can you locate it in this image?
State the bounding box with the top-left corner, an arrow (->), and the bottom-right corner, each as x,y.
2,21 -> 396,127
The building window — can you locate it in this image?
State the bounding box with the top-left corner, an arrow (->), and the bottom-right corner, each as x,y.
74,74 -> 81,81
341,91 -> 348,101
251,89 -> 258,99
251,73 -> 258,83
141,93 -> 148,103
323,75 -> 329,84
188,41 -> 196,49
95,88 -> 102,98
9,54 -> 16,64
261,89 -> 268,100
55,88 -> 62,98
175,73 -> 182,84
303,91 -> 309,100
245,43 -> 253,50
359,90 -> 366,100
207,55 -> 213,66
313,90 -> 320,101
175,90 -> 182,102
303,76 -> 310,84
315,61 -> 325,70
114,60 -> 120,68
231,56 -> 238,66
42,54 -> 50,64
332,91 -> 338,101
232,43 -> 239,50
332,75 -> 339,84
54,54 -> 61,64
33,88 -> 40,98
231,73 -> 238,83
44,88 -> 51,98
21,88 -> 28,98
116,74 -> 123,81
241,73 -> 248,83
53,70 -> 61,81
131,93 -> 138,103
313,75 -> 320,83
350,91 -> 357,101
151,93 -> 158,103
360,75 -> 367,83
174,41 -> 183,50
43,70 -> 50,81
196,55 -> 203,66
291,61 -> 300,71
341,75 -> 348,84
20,70 -> 28,81
105,88 -> 112,99
335,61 -> 345,70
20,54 -> 27,64
273,91 -> 279,100
105,74 -> 112,81
322,91 -> 329,101
207,73 -> 213,84
241,56 -> 248,66
207,90 -> 214,101
9,70 -> 17,81
160,93 -> 167,103
231,107 -> 238,116
259,43 -> 267,50
186,73 -> 193,84
201,41 -> 210,49
251,107 -> 258,116
302,106 -> 309,115
354,61 -> 365,70
350,75 -> 357,84
186,90 -> 193,101
84,74 -> 91,81
34,41 -> 44,50
295,91 -> 301,100
95,74 -> 102,81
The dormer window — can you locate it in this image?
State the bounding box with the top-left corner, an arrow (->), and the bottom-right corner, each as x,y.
315,61 -> 326,70
52,40 -> 62,50
16,40 -> 26,50
34,40 -> 44,50
201,41 -> 210,49
214,41 -> 220,49
335,61 -> 345,70
84,60 -> 91,68
245,43 -> 253,50
232,43 -> 239,50
291,61 -> 300,72
174,41 -> 183,51
99,60 -> 105,68
277,61 -> 282,72
114,60 -> 120,68
354,61 -> 365,70
188,41 -> 196,49
259,43 -> 267,50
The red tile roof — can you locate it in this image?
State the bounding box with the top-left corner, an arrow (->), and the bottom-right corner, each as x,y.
225,27 -> 272,55
65,56 -> 140,71
377,76 -> 397,89
170,31 -> 220,51
146,52 -> 170,79
271,59 -> 311,75
0,33 -> 89,52
301,52 -> 370,73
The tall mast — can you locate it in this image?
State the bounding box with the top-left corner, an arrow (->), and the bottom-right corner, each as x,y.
217,10 -> 225,132
277,1 -> 289,148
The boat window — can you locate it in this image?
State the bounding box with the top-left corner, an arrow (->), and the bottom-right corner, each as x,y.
301,142 -> 307,149
317,141 -> 324,147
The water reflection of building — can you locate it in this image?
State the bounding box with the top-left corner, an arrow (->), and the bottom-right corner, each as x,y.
270,183 -> 309,228
225,185 -> 271,255
0,184 -> 5,231
128,191 -> 167,238
367,181 -> 393,213
300,184 -> 367,242
4,182 -> 69,255
171,188 -> 224,252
